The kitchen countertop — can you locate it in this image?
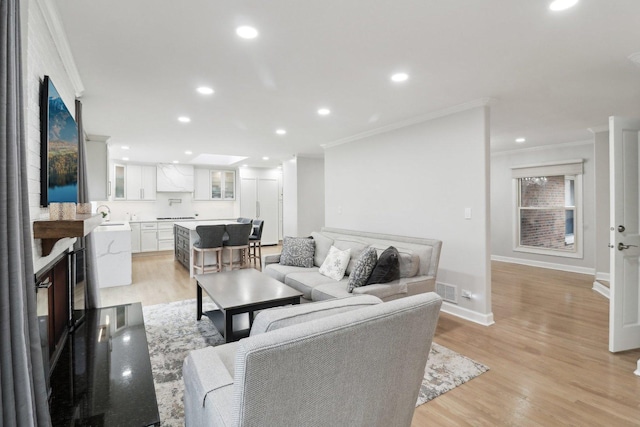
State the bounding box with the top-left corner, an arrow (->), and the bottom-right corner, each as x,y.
173,220 -> 237,231
126,217 -> 230,223
94,221 -> 131,232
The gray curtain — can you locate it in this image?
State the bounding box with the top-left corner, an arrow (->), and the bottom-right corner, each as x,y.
75,99 -> 101,308
0,0 -> 52,425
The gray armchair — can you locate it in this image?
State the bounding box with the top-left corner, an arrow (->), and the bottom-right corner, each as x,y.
183,293 -> 442,427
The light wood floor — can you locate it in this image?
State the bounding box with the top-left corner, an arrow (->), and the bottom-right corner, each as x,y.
101,254 -> 640,426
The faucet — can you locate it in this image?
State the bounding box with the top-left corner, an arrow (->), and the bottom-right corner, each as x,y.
96,205 -> 111,220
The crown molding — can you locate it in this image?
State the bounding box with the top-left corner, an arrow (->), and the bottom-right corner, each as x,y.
86,134 -> 110,143
35,0 -> 84,97
321,97 -> 494,150
491,139 -> 593,156
587,125 -> 609,134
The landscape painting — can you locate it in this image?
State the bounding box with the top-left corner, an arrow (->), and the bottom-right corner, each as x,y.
42,76 -> 78,204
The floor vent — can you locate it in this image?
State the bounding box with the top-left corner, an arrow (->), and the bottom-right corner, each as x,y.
436,282 -> 457,304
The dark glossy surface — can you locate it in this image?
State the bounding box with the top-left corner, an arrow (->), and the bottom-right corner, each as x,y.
49,303 -> 160,426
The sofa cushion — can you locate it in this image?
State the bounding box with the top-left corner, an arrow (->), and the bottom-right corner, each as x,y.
348,247 -> 378,292
318,246 -> 351,281
311,280 -> 351,301
366,246 -> 400,285
264,264 -> 319,283
334,238 -> 369,275
311,231 -> 334,267
284,271 -> 337,299
279,236 -> 315,268
250,295 -> 382,335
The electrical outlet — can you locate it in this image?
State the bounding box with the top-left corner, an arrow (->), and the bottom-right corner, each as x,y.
461,290 -> 472,300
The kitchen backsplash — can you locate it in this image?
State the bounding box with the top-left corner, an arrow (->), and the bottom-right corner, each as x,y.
92,192 -> 238,221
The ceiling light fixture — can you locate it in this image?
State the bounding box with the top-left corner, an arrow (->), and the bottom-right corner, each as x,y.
178,116 -> 191,123
196,86 -> 214,95
185,150 -> 193,155
172,160 -> 179,164
317,108 -> 331,116
276,129 -> 287,135
236,26 -> 258,39
122,157 -> 129,161
242,164 -> 248,167
121,145 -> 130,150
262,156 -> 269,160
515,137 -> 526,143
391,72 -> 409,82
549,0 -> 579,11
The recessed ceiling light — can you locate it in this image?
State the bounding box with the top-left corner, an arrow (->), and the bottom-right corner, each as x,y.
242,164 -> 248,167
236,26 -> 258,39
549,0 -> 579,11
276,129 -> 287,135
516,137 -> 526,143
317,108 -> 331,116
178,116 -> 191,123
196,87 -> 214,95
121,145 -> 130,150
172,160 -> 179,164
185,150 -> 193,155
391,72 -> 409,82
262,156 -> 269,160
122,157 -> 129,161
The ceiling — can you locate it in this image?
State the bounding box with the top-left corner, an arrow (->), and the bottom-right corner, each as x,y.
55,0 -> 640,167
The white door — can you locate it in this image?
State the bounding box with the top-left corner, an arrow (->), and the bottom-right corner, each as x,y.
240,177 -> 258,218
257,178 -> 279,245
609,116 -> 640,354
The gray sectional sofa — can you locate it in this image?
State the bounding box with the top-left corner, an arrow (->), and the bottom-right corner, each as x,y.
264,227 -> 442,302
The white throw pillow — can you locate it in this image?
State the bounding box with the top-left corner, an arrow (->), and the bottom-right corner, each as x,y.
318,245 -> 351,281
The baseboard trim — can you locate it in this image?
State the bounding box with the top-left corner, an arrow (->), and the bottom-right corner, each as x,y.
491,255 -> 595,276
592,281 -> 610,299
441,302 -> 495,326
634,359 -> 640,377
596,272 -> 610,282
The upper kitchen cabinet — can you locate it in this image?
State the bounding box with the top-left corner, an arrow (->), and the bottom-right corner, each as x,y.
85,137 -> 108,201
125,164 -> 156,200
157,164 -> 194,192
193,169 -> 236,200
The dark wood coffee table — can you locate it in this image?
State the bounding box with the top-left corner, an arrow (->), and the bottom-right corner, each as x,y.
196,269 -> 303,342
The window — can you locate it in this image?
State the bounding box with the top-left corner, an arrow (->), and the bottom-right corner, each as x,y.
512,160 -> 583,258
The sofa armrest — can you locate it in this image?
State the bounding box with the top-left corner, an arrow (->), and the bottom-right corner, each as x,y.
183,347 -> 234,409
250,295 -> 382,336
264,253 -> 281,266
352,279 -> 409,299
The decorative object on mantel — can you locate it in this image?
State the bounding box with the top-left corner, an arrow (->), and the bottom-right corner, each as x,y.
62,202 -> 76,220
33,213 -> 103,256
142,298 -> 489,426
76,202 -> 91,214
49,202 -> 62,220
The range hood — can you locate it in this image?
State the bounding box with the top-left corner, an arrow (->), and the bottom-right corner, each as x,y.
156,164 -> 194,192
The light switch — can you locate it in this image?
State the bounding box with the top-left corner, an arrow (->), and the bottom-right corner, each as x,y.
464,208 -> 472,219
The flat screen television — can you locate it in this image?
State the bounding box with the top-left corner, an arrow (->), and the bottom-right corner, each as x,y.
40,75 -> 78,206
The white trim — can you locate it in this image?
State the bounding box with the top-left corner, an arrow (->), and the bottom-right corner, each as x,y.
596,272 -> 610,282
634,359 -> 640,377
491,140 -> 593,156
491,255 -> 595,275
35,0 -> 84,97
440,302 -> 495,326
592,281 -> 610,299
321,98 -> 492,149
587,125 -> 609,134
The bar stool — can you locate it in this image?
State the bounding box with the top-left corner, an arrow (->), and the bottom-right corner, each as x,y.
248,220 -> 264,268
192,225 -> 226,274
223,223 -> 253,270
237,217 -> 252,224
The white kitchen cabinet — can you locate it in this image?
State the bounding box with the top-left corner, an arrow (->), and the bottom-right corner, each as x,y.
126,164 -> 156,200
157,164 -> 194,192
140,222 -> 158,252
113,164 -> 126,200
240,177 -> 279,245
86,139 -> 108,201
194,169 -> 236,200
130,223 -> 141,253
157,222 -> 174,251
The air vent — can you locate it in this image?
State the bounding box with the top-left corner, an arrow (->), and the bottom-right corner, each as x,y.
436,282 -> 458,304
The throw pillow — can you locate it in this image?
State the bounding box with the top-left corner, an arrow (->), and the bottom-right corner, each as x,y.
318,245 -> 351,281
279,236 -> 315,268
365,246 -> 400,285
348,247 -> 378,292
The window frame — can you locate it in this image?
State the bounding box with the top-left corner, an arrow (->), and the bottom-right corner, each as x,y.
511,160 -> 584,259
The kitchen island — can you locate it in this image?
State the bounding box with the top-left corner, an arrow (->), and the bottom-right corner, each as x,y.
94,221 -> 132,287
174,220 -> 240,277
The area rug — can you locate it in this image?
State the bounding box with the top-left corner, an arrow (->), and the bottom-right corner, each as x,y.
143,298 -> 489,426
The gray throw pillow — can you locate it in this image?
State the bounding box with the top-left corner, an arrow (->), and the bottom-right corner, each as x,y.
348,247 -> 378,292
279,236 -> 315,268
366,246 -> 400,285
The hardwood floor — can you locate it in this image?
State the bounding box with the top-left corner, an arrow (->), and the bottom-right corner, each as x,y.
101,254 -> 640,426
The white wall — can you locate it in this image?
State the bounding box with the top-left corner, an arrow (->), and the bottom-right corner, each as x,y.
282,156 -> 325,237
325,106 -> 492,323
491,141 -> 596,274
26,0 -> 81,272
593,131 -> 610,280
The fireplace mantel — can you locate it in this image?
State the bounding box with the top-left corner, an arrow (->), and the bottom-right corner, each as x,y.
33,214 -> 103,256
